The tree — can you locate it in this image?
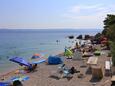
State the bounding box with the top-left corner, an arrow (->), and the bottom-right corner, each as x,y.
103,14 -> 115,38
110,42 -> 115,66
103,14 -> 115,66
95,33 -> 101,40
103,14 -> 115,29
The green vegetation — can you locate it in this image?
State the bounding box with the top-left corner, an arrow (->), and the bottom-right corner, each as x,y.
95,32 -> 101,40
102,14 -> 115,66
110,42 -> 115,66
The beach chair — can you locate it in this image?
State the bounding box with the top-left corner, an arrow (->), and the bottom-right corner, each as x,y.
58,64 -> 76,78
63,69 -> 71,78
62,68 -> 73,78
62,66 -> 77,78
58,64 -> 66,73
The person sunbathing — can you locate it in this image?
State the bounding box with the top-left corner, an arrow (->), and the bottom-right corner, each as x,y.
63,66 -> 77,78
32,64 -> 37,71
69,67 -> 77,74
0,80 -> 23,86
12,80 -> 23,86
25,64 -> 37,72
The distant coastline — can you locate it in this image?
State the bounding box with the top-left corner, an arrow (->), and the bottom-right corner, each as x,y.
0,28 -> 103,34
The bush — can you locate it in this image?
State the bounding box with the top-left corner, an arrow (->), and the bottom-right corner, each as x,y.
110,41 -> 115,66
108,52 -> 111,57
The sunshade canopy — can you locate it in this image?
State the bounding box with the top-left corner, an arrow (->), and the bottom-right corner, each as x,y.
31,54 -> 40,59
9,57 -> 31,67
33,53 -> 40,56
48,56 -> 63,64
64,48 -> 73,56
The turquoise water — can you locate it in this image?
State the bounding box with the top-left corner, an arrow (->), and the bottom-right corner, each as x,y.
0,29 -> 102,73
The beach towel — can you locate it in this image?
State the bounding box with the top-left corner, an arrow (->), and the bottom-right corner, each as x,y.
31,59 -> 46,64
11,75 -> 29,82
30,55 -> 46,64
0,82 -> 11,86
0,76 -> 29,86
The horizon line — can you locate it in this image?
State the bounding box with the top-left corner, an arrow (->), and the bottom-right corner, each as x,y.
0,28 -> 103,30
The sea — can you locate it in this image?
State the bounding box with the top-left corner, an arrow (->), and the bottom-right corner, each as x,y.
0,29 -> 102,74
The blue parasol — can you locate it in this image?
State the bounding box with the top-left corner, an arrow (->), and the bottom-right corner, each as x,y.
9,57 -> 31,67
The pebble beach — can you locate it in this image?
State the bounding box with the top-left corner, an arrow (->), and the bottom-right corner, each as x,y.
0,44 -> 112,86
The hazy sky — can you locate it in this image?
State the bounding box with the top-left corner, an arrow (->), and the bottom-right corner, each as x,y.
0,0 -> 115,29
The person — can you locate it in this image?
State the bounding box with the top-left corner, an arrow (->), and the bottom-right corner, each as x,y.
13,80 -> 23,86
63,66 -> 77,78
32,64 -> 37,71
82,49 -> 85,54
26,64 -> 33,72
61,64 -> 65,68
58,64 -> 65,73
56,40 -> 60,44
69,67 -> 77,74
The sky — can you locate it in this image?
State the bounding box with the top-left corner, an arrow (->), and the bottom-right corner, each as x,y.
0,0 -> 115,29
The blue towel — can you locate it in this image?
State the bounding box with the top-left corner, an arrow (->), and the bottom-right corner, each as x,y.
11,76 -> 29,82
0,82 -> 11,86
32,59 -> 46,64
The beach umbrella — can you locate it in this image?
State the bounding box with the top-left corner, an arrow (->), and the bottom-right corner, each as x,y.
34,53 -> 40,56
9,57 -> 31,67
64,48 -> 73,57
31,53 -> 41,59
30,54 -> 47,64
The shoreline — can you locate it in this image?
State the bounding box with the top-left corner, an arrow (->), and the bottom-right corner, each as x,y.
0,67 -> 19,79
0,51 -> 64,78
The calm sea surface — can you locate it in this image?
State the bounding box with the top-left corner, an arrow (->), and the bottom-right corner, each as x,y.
0,29 -> 102,73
